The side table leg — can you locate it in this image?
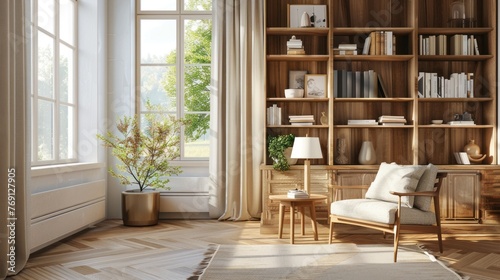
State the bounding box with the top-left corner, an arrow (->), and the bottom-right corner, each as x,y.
290,205 -> 295,244
310,204 -> 318,241
278,203 -> 285,239
300,207 -> 305,236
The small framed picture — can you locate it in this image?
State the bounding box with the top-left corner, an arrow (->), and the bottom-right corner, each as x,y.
305,74 -> 327,98
289,70 -> 307,89
288,5 -> 328,28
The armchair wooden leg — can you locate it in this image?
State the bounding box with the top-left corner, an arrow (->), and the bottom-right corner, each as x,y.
437,226 -> 443,253
328,217 -> 333,244
393,226 -> 400,263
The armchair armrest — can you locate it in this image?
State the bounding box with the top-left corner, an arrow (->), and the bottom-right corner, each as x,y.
390,191 -> 437,197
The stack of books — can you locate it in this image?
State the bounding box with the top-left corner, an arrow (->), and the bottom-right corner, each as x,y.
287,36 -> 305,55
287,189 -> 309,198
378,115 -> 406,126
289,115 -> 314,126
333,43 -> 358,55
267,104 -> 282,125
347,119 -> 378,126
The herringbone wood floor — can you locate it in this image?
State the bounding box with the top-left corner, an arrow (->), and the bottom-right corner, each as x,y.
9,219 -> 500,280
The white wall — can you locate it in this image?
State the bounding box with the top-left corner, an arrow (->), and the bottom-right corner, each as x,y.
29,0 -> 108,252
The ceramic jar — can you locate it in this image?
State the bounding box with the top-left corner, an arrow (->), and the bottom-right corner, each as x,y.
358,141 -> 376,165
464,139 -> 480,155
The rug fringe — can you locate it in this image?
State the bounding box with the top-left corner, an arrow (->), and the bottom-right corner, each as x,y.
187,243 -> 219,280
417,244 -> 469,280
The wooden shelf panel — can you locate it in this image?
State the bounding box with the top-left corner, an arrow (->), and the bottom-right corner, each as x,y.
417,98 -> 493,102
334,98 -> 413,102
333,27 -> 413,35
267,98 -> 329,102
418,55 -> 494,61
334,55 -> 413,61
267,125 -> 329,129
335,125 -> 413,129
418,125 -> 494,129
266,27 -> 329,36
267,55 -> 330,61
418,28 -> 494,35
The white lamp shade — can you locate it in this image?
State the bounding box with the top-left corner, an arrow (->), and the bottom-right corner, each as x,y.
291,137 -> 323,159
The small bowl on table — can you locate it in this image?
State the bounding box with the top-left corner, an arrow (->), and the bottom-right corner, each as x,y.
431,119 -> 443,125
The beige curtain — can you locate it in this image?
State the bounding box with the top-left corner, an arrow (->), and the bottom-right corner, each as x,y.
208,0 -> 266,220
0,0 -> 30,277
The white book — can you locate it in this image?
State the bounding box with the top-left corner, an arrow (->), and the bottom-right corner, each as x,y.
473,38 -> 480,55
459,152 -> 471,164
454,152 -> 463,164
362,36 -> 371,55
385,31 -> 393,55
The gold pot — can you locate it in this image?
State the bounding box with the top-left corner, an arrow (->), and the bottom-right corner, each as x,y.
121,190 -> 160,226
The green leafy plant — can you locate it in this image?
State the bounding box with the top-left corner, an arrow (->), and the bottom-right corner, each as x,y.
97,102 -> 188,192
268,134 -> 295,171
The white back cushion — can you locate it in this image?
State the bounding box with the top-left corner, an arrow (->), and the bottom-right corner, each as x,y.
365,162 -> 426,207
413,164 -> 439,210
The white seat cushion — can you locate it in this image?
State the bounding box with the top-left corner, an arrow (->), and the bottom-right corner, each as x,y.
365,162 -> 426,208
331,199 -> 437,225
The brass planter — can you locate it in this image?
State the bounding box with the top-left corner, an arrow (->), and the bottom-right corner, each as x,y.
121,190 -> 160,226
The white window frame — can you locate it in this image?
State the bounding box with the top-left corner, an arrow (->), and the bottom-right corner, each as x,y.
136,0 -> 212,162
31,0 -> 78,166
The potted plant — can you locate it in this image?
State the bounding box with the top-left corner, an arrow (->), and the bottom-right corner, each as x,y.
267,134 -> 297,171
97,102 -> 186,226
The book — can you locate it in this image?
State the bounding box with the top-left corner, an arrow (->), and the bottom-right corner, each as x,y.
287,189 -> 309,198
362,36 -> 371,55
454,152 -> 463,164
459,152 -> 471,164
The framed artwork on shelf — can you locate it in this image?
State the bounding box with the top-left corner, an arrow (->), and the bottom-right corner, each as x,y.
305,74 -> 327,98
289,70 -> 307,89
288,5 -> 327,28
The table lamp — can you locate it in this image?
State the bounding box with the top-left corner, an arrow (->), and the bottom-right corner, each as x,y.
291,136 -> 323,194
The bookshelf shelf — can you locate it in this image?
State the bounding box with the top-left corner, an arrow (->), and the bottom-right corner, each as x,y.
418,55 -> 493,61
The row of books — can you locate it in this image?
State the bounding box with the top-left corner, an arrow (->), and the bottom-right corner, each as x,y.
362,31 -> 397,55
417,72 -> 474,98
289,115 -> 315,126
266,104 -> 282,125
333,69 -> 387,98
347,116 -> 407,126
378,115 -> 407,125
419,34 -> 480,55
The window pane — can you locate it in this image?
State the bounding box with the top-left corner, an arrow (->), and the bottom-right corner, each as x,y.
59,0 -> 75,45
140,19 -> 177,64
59,105 -> 74,159
184,19 -> 212,64
184,0 -> 212,11
38,0 -> 55,33
184,65 -> 210,112
184,123 -> 209,158
38,31 -> 55,99
140,66 -> 177,111
140,0 -> 176,11
38,100 -> 54,160
59,43 -> 74,103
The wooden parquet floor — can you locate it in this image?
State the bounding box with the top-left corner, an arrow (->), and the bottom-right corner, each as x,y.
8,219 -> 500,280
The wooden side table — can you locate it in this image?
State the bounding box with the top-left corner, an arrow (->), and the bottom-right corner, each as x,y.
269,194 -> 327,244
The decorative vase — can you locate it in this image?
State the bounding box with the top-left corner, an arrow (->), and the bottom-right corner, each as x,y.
300,11 -> 311,27
284,147 -> 298,166
358,141 -> 376,165
335,138 -> 348,164
320,112 -> 328,125
464,139 -> 480,155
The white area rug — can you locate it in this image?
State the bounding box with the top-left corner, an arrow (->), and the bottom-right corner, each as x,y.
195,243 -> 464,280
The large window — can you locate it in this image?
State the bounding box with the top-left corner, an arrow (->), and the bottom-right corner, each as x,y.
137,0 -> 212,160
31,0 -> 78,165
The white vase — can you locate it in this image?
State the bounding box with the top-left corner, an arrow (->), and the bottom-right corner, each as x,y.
300,12 -> 311,27
284,147 -> 298,165
358,141 -> 376,165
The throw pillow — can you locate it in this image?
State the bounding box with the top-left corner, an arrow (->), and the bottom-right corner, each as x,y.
413,163 -> 439,210
365,162 -> 426,207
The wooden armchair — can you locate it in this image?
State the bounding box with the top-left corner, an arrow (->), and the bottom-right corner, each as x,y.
328,163 -> 447,262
